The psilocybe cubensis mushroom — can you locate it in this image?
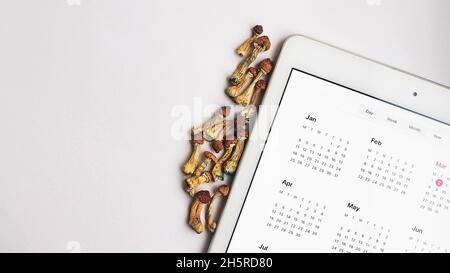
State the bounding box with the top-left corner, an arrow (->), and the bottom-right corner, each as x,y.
182,24 -> 274,234
229,35 -> 271,86
236,25 -> 263,57
234,59 -> 272,106
226,67 -> 257,98
207,185 -> 230,232
189,191 -> 212,234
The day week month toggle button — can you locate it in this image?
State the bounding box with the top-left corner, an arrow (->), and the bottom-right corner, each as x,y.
386,116 -> 399,125
364,108 -> 375,117
407,124 -> 424,134
429,131 -> 447,143
359,106 -> 379,121
359,106 -> 385,125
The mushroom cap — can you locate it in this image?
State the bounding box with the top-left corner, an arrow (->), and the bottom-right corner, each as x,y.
204,151 -> 218,162
248,67 -> 258,77
253,25 -> 263,35
255,36 -> 271,51
218,185 -> 230,197
258,58 -> 273,74
195,190 -> 212,204
211,140 -> 224,154
256,79 -> 267,91
220,106 -> 231,117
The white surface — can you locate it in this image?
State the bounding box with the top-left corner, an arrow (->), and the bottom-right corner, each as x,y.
0,0 -> 448,252
210,35 -> 450,252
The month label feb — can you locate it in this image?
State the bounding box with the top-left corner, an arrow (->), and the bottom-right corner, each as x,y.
371,138 -> 382,146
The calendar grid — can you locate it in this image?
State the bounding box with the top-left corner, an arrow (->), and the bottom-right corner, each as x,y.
266,188 -> 326,239
289,124 -> 350,179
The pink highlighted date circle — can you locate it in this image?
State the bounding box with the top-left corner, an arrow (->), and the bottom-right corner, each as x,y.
436,179 -> 444,187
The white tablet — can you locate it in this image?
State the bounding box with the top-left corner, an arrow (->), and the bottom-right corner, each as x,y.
209,35 -> 450,253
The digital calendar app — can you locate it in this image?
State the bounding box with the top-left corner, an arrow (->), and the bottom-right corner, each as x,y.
227,69 -> 450,253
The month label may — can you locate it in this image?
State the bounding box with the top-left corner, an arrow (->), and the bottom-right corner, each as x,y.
347,203 -> 360,212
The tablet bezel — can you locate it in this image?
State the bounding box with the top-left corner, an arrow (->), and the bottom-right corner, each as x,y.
208,35 -> 450,252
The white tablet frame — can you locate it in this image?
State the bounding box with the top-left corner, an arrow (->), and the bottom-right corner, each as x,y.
208,35 -> 450,252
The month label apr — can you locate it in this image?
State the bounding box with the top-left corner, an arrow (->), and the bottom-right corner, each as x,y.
282,180 -> 293,187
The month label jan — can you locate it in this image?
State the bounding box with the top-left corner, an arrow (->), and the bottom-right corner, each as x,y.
305,114 -> 317,122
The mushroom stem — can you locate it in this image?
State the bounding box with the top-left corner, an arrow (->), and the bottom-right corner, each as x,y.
226,67 -> 257,98
236,25 -> 263,56
224,140 -> 245,175
182,136 -> 204,175
250,79 -> 266,106
207,185 -> 230,232
240,79 -> 267,120
189,200 -> 202,233
194,151 -> 217,177
204,120 -> 224,142
212,140 -> 237,181
224,129 -> 249,175
230,47 -> 263,86
204,118 -> 234,142
229,36 -> 271,86
194,158 -> 212,177
234,73 -> 262,106
234,59 -> 272,106
189,191 -> 212,234
186,171 -> 214,197
192,106 -> 230,137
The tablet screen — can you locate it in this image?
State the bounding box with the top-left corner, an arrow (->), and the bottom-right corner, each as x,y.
226,68 -> 450,253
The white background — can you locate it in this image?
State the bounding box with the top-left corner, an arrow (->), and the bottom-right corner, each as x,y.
0,0 -> 448,252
